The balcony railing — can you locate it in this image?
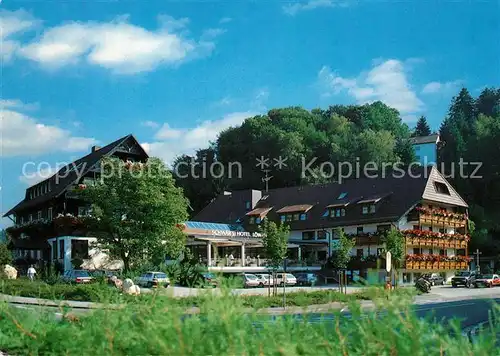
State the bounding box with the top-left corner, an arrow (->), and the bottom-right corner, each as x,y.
403,229 -> 469,249
346,232 -> 384,246
409,207 -> 467,228
405,254 -> 471,270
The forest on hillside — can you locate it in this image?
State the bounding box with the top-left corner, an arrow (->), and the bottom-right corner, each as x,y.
172,87 -> 500,258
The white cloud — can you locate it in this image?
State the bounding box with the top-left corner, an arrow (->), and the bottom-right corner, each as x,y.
201,28 -> 226,40
0,105 -> 97,157
283,0 -> 348,16
141,120 -> 160,129
142,111 -> 257,164
19,165 -> 57,186
0,9 -> 40,61
422,80 -> 462,94
155,123 -> 184,140
18,15 -> 223,74
219,17 -> 232,24
318,59 -> 424,115
0,98 -> 39,111
211,96 -> 232,107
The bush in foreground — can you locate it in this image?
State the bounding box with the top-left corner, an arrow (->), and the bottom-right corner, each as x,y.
0,289 -> 497,355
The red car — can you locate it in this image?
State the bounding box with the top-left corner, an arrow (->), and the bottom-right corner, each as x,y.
474,274 -> 500,288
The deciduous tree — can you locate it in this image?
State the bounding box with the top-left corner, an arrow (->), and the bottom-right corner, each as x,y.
80,157 -> 189,272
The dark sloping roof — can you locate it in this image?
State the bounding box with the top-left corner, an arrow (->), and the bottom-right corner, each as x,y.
410,134 -> 439,145
4,134 -> 146,216
193,166 -> 456,230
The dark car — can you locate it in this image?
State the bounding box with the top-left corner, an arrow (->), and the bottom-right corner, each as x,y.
429,273 -> 445,286
62,270 -> 93,284
295,273 -> 318,286
451,271 -> 477,288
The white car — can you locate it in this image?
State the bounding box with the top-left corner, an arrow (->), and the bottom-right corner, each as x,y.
276,273 -> 297,286
255,273 -> 274,287
243,273 -> 261,288
136,271 -> 170,288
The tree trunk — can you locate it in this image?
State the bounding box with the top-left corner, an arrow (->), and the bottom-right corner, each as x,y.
122,255 -> 130,273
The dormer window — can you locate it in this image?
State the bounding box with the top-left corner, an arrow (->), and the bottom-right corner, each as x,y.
255,217 -> 262,224
362,204 -> 376,214
245,201 -> 251,210
330,208 -> 345,218
362,206 -> 368,214
299,213 -> 307,221
280,215 -> 286,223
249,216 -> 255,224
434,182 -> 450,195
37,211 -> 42,220
370,204 -> 376,213
337,192 -> 348,199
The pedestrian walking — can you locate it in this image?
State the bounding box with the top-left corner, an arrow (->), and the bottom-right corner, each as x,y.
27,265 -> 36,281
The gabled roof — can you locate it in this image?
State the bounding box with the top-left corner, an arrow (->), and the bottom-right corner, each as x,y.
411,134 -> 440,145
276,204 -> 314,214
193,166 -> 468,230
3,134 -> 148,217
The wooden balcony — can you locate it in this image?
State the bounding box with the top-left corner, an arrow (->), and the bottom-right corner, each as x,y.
419,213 -> 467,228
405,237 -> 468,249
405,261 -> 469,271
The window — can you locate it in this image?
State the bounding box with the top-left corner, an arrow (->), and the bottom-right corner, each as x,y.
434,182 -> 451,195
48,208 -> 53,220
376,224 -> 391,232
249,216 -> 255,224
317,231 -> 327,240
59,239 -> 65,259
299,213 -> 307,221
356,249 -> 363,258
71,240 -> 89,259
439,228 -> 446,234
362,206 -> 368,214
415,146 -> 420,151
377,248 -> 384,256
302,231 -> 315,240
29,214 -> 32,222
337,192 -> 348,199
20,216 -> 24,224
280,215 -> 286,223
335,209 -> 341,217
369,204 -> 376,213
322,210 -> 329,217
245,201 -> 251,210
357,226 -> 364,234
78,207 -> 87,216
293,213 -> 299,221
37,210 -> 42,220
439,249 -> 446,256
286,214 -> 292,222
413,248 -> 421,254
429,249 -> 433,255
428,227 -> 433,232
255,217 -> 261,224
412,225 -> 420,230
52,241 -> 57,259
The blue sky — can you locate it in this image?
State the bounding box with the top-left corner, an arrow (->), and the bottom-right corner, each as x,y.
1,0 -> 499,227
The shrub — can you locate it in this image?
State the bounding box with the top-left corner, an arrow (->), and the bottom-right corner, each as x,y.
0,279 -> 120,303
0,243 -> 12,267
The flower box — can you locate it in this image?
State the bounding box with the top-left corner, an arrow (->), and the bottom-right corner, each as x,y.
406,262 -> 414,270
426,262 -> 433,269
459,262 -> 468,269
444,262 -> 450,269
450,261 -> 457,269
432,262 -> 439,270
432,239 -> 440,246
423,239 -> 432,246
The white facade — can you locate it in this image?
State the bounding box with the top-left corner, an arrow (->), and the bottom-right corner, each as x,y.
47,236 -> 123,272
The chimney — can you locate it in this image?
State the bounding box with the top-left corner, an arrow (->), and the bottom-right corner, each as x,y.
251,189 -> 262,209
91,145 -> 101,153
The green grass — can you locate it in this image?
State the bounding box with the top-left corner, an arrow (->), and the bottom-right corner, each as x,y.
0,278 -> 416,310
0,288 -> 497,355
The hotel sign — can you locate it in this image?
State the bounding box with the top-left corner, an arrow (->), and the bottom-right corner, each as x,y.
211,230 -> 264,238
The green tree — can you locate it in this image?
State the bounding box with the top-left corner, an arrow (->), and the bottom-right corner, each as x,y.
383,229 -> 405,288
413,116 -> 431,136
80,157 -> 189,272
329,229 -> 355,293
0,242 -> 12,267
260,220 -> 289,269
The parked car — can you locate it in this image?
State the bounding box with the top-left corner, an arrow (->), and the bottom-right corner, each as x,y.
451,270 -> 477,288
474,274 -> 500,288
90,270 -> 118,284
201,272 -> 219,287
295,272 -> 318,286
276,273 -> 297,286
255,273 -> 274,287
62,270 -> 93,284
136,272 -> 170,288
243,273 -> 261,288
428,273 -> 444,286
